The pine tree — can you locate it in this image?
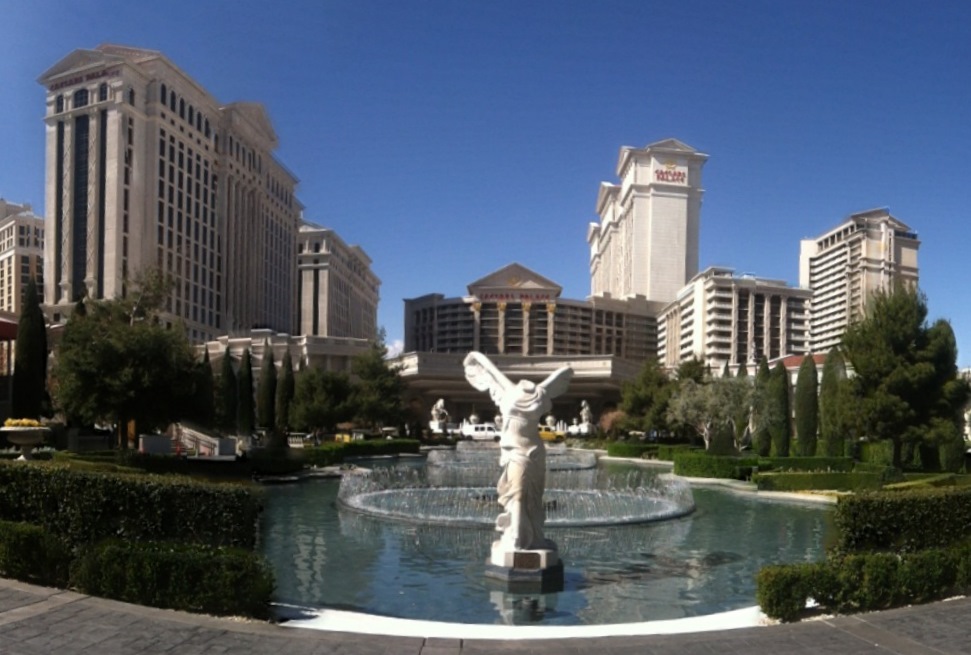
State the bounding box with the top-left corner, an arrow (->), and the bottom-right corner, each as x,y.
237,348 -> 255,436
12,278 -> 48,419
258,345 -> 277,431
794,356 -> 819,456
219,347 -> 237,434
275,348 -> 295,432
769,362 -> 791,457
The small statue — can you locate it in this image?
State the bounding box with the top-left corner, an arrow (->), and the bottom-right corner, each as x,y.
430,398 -> 448,423
580,400 -> 593,425
463,352 -> 572,551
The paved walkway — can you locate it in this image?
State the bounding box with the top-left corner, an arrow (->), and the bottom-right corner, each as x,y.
0,578 -> 969,654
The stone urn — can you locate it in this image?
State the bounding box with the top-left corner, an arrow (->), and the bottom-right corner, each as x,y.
1,427 -> 49,461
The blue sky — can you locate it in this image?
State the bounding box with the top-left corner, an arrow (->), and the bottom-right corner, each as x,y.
2,1 -> 970,364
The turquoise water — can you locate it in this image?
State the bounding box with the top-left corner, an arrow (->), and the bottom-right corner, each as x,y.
259,461 -> 832,625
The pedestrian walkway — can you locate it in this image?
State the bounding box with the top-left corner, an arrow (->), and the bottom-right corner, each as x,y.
0,577 -> 968,654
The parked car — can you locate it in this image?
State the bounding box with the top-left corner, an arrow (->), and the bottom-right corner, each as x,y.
463,422 -> 499,442
538,425 -> 565,442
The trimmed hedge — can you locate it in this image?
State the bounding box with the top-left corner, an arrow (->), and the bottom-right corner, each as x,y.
606,442 -> 657,458
858,440 -> 894,466
883,474 -> 957,491
303,439 -> 422,467
753,471 -> 883,492
657,444 -> 701,462
70,540 -> 274,619
0,461 -> 262,550
0,520 -> 70,587
756,457 -> 854,473
673,452 -> 758,479
834,487 -> 971,554
757,545 -> 971,622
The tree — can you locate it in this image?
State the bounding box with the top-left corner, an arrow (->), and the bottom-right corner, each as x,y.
189,349 -> 215,427
620,358 -> 673,436
237,348 -> 255,436
794,356 -> 819,456
275,348 -> 295,432
350,334 -> 404,431
258,346 -> 277,431
818,349 -> 850,456
666,377 -> 753,451
752,358 -> 773,456
12,278 -> 48,419
52,274 -> 196,447
676,357 -> 707,384
841,288 -> 970,469
218,347 -> 237,434
291,368 -> 354,433
768,363 -> 791,457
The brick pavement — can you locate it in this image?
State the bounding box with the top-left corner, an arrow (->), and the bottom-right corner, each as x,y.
0,577 -> 969,654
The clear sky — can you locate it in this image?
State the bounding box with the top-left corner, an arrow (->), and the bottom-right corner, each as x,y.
2,0 -> 970,363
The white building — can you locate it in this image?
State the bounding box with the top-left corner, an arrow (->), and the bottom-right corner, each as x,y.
588,138 -> 708,305
0,200 -> 44,316
38,44 -> 302,342
799,208 -> 919,353
658,266 -> 810,372
297,222 -> 379,340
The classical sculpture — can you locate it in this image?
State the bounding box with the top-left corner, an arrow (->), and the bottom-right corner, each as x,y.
430,398 -> 448,423
580,400 -> 593,426
463,352 -> 573,553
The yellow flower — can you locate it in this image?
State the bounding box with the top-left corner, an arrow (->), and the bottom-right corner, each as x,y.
3,418 -> 42,428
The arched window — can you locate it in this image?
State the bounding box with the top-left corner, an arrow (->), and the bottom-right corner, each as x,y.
169,93 -> 176,112
98,83 -> 108,102
179,98 -> 185,119
73,88 -> 88,108
188,106 -> 194,125
55,95 -> 64,113
204,119 -> 210,138
160,83 -> 167,105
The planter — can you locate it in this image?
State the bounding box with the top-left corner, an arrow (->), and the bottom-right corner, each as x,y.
1,427 -> 50,460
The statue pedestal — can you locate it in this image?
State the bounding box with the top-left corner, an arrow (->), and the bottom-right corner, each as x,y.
484,541 -> 564,593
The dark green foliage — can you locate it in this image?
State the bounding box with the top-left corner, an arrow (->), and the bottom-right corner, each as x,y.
291,368 -> 354,433
237,349 -> 255,435
0,461 -> 262,550
620,358 -> 673,435
52,275 -> 198,444
350,335 -> 405,430
768,363 -> 790,457
605,442 -> 656,458
302,439 -> 422,467
753,471 -> 884,492
218,348 -> 237,433
275,349 -> 295,432
672,451 -> 758,479
190,350 -> 215,427
834,487 -> 971,554
12,278 -> 48,419
657,444 -> 700,461
756,456 -> 854,472
752,358 -> 772,456
0,520 -> 70,587
736,362 -> 748,378
257,347 -> 276,431
721,361 -> 730,378
794,356 -> 818,456
755,563 -> 824,622
70,540 -> 274,619
675,357 -> 706,384
840,288 -> 970,468
858,440 -> 895,466
818,350 -> 850,456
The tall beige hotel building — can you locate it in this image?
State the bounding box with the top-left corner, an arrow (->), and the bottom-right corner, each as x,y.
38,44 -> 301,342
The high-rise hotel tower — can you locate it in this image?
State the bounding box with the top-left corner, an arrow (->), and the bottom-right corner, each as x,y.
38,44 -> 301,342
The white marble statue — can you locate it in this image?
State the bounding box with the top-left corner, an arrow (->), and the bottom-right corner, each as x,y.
580,400 -> 593,426
463,351 -> 573,552
430,398 -> 448,423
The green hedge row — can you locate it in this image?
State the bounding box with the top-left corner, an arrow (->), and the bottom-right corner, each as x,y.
303,439 -> 422,468
0,520 -> 71,587
71,539 -> 274,619
606,442 -> 657,458
0,461 -> 262,550
858,440 -> 895,466
753,471 -> 883,492
757,457 -> 854,473
673,452 -> 758,479
834,487 -> 971,554
658,444 -> 701,461
757,545 -> 971,622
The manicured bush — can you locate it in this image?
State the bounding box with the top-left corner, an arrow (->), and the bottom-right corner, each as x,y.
606,442 -> 656,458
834,487 -> 971,554
755,563 -> 824,622
0,520 -> 70,587
753,471 -> 883,492
0,461 -> 262,550
882,474 -> 957,491
673,452 -> 758,479
858,440 -> 894,466
657,444 -> 700,461
756,457 -> 854,473
70,540 -> 274,618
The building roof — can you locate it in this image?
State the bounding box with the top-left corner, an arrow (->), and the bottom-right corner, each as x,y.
467,263 -> 562,298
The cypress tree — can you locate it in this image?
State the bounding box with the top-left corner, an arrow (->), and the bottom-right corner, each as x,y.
219,347 -> 237,434
819,349 -> 848,456
794,356 -> 819,456
12,278 -> 47,419
721,362 -> 731,378
753,358 -> 772,456
194,349 -> 215,427
736,361 -> 749,378
769,362 -> 791,457
258,345 -> 277,431
237,348 -> 255,436
275,348 -> 295,432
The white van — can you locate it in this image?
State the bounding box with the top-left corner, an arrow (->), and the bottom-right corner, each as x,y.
464,422 -> 499,442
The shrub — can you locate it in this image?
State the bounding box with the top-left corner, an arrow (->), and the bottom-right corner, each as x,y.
657,444 -> 700,461
753,471 -> 883,492
0,520 -> 70,587
882,474 -> 956,491
71,540 -> 274,618
673,452 -> 758,479
756,457 -> 854,473
606,442 -> 656,458
858,440 -> 894,466
755,563 -> 823,622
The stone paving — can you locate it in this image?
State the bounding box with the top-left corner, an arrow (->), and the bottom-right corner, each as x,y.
0,577 -> 969,654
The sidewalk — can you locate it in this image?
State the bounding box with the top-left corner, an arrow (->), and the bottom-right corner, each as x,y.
0,577 -> 969,654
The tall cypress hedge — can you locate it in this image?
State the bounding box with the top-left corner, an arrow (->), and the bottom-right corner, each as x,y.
794,356 -> 818,456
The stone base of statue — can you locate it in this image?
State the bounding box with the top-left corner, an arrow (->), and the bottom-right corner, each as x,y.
484,540 -> 564,593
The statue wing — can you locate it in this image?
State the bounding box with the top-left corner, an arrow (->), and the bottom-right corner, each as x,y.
463,351 -> 512,405
539,366 -> 573,400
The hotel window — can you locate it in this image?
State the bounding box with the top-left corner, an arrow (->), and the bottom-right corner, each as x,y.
73,88 -> 88,108
128,89 -> 135,105
160,84 -> 167,105
55,95 -> 64,113
99,83 -> 108,102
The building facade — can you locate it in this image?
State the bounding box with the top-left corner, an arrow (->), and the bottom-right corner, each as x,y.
0,200 -> 44,316
297,222 -> 379,340
657,266 -> 810,372
799,208 -> 919,352
588,139 -> 708,305
38,44 -> 301,342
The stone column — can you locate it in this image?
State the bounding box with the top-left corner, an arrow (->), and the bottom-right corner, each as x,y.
546,303 -> 556,355
497,302 -> 507,354
522,302 -> 531,355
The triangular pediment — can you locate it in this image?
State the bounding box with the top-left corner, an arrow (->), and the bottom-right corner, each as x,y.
467,263 -> 562,298
643,138 -> 697,152
38,48 -> 126,84
225,102 -> 279,147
